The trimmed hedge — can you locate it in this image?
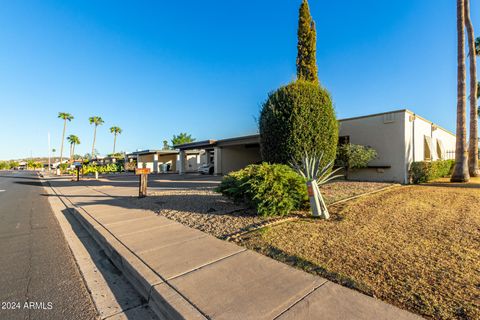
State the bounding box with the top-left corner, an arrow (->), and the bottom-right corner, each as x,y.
215,163 -> 308,217
259,80 -> 338,168
409,160 -> 455,184
66,163 -> 122,175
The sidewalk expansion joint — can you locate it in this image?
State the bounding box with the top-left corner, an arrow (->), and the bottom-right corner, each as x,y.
272,279 -> 329,320
136,234 -> 208,255
166,248 -> 248,282
112,221 -> 177,238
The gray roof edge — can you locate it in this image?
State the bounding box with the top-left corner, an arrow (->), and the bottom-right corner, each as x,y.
216,133 -> 260,145
339,109 -> 455,137
174,140 -> 217,150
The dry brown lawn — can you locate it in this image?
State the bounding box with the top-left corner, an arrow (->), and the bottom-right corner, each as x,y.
241,182 -> 480,320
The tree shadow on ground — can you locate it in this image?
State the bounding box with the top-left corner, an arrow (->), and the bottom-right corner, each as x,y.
240,240 -> 372,296
417,182 -> 480,189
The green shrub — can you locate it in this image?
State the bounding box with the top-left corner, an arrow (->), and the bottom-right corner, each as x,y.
409,160 -> 455,184
67,163 -> 122,175
216,163 -> 308,217
259,80 -> 338,168
59,163 -> 69,172
336,144 -> 377,178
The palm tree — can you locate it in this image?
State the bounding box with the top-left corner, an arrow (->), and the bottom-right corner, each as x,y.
67,135 -> 80,160
109,126 -> 122,155
467,1 -> 480,176
451,0 -> 470,182
57,112 -> 74,164
89,116 -> 104,159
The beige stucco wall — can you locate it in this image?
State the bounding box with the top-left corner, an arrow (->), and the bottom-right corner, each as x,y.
339,111 -> 407,183
432,127 -> 456,159
216,145 -> 261,175
341,111 -> 455,184
404,113 -> 456,164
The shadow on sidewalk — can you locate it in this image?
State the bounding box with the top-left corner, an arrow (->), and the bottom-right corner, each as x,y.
15,174 -> 221,190
60,207 -> 184,319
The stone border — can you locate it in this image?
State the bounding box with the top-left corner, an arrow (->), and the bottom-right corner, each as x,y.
326,183 -> 402,207
225,184 -> 403,241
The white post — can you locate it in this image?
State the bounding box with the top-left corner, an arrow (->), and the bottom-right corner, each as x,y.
153,153 -> 159,173
307,180 -> 322,218
179,150 -> 185,175
313,181 -> 329,219
95,171 -> 99,180
214,147 -> 222,175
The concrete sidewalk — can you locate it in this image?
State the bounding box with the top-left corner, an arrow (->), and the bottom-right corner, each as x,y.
46,177 -> 420,320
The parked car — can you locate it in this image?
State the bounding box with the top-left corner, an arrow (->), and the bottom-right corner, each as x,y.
198,163 -> 214,175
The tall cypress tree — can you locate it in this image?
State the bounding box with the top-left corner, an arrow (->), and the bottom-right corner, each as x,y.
296,0 -> 318,84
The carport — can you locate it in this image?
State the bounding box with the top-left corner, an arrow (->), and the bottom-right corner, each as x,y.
174,140 -> 216,175
132,150 -> 178,173
175,134 -> 261,175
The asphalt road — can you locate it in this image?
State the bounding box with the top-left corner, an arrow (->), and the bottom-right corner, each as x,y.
0,171 -> 97,320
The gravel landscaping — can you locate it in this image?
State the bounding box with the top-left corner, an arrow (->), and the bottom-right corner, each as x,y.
115,179 -> 395,238
127,188 -> 277,238
239,182 -> 480,320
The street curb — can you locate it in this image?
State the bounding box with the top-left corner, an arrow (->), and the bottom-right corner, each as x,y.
43,177 -> 206,320
37,175 -> 101,319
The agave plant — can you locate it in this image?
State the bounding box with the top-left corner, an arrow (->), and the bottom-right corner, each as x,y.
290,152 -> 343,219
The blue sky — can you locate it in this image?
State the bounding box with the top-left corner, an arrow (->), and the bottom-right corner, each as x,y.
0,0 -> 478,160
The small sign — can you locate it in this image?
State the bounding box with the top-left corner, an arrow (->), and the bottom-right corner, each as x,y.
73,161 -> 82,168
307,184 -> 314,197
135,168 -> 151,175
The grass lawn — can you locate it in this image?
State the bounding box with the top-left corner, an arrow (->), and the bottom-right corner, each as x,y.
240,181 -> 480,319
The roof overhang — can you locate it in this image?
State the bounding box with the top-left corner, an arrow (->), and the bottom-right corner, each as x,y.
131,150 -> 179,156
174,140 -> 216,150
216,134 -> 260,147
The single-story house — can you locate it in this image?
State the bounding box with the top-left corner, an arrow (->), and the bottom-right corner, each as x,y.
338,109 -> 455,183
128,149 -> 207,174
175,109 -> 456,184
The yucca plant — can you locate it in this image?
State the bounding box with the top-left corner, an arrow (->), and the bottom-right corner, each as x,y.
290,152 -> 343,219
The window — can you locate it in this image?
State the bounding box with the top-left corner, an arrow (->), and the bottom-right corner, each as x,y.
338,136 -> 350,145
437,139 -> 445,159
424,135 -> 433,160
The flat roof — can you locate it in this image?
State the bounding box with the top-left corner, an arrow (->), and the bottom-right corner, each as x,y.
175,134 -> 260,150
128,150 -> 179,156
338,109 -> 408,122
339,109 -> 455,137
174,140 -> 216,150
217,134 -> 260,146
145,110 -> 455,152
